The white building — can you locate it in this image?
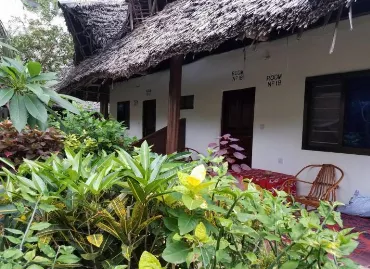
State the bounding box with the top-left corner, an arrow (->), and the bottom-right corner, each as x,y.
59,0 -> 369,202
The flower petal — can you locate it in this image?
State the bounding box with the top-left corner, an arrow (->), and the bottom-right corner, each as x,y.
187,176 -> 202,187
190,165 -> 206,182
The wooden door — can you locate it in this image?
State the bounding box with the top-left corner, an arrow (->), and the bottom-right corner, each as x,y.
221,88 -> 256,167
143,99 -> 156,137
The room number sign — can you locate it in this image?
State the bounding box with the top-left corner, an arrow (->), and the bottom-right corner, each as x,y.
232,70 -> 244,81
267,74 -> 282,87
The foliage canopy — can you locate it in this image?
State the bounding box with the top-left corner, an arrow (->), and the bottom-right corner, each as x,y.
0,143 -> 360,269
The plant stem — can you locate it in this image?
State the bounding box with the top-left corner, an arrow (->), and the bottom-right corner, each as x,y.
212,197 -> 240,269
51,246 -> 60,269
19,197 -> 41,251
145,226 -> 149,250
150,224 -> 162,253
317,248 -> 322,269
86,212 -> 97,269
230,234 -> 245,263
211,177 -> 223,202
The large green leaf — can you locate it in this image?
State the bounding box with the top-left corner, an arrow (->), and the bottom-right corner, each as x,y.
0,204 -> 18,214
144,176 -> 171,195
281,261 -> 299,269
0,157 -> 15,170
163,217 -> 178,232
182,194 -> 203,210
149,155 -> 167,183
139,251 -> 162,269
0,88 -> 14,106
59,94 -> 87,105
44,88 -> 80,114
27,62 -> 42,77
32,172 -> 47,193
57,254 -> 81,264
109,195 -> 127,220
0,65 -> 17,80
3,248 -> 23,259
5,228 -> 24,235
26,84 -> 43,95
117,150 -> 143,180
162,241 -> 191,264
178,212 -> 200,235
140,141 -> 150,177
26,84 -> 50,104
24,94 -> 47,123
127,178 -> 145,203
167,151 -> 192,162
30,72 -> 57,82
3,57 -> 24,73
130,202 -> 147,231
9,93 -> 28,132
0,40 -> 19,52
30,222 -> 51,231
86,234 -> 104,247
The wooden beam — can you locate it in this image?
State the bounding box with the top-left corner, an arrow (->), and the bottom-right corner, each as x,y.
129,2 -> 134,30
150,0 -> 157,15
166,55 -> 183,154
100,96 -> 109,119
99,84 -> 110,118
148,0 -> 152,13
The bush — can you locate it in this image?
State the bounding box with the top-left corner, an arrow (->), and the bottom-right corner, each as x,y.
0,143 -> 359,269
209,134 -> 251,173
51,108 -> 135,154
0,55 -> 80,132
0,119 -> 64,167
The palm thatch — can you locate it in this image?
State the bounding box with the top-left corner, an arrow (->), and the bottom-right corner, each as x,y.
59,0 -> 129,63
59,0 -> 354,93
0,20 -> 7,39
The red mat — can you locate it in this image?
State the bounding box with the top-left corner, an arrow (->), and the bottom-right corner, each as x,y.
333,213 -> 370,266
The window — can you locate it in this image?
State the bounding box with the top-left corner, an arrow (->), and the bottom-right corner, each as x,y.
117,101 -> 130,129
303,70 -> 370,155
180,95 -> 194,110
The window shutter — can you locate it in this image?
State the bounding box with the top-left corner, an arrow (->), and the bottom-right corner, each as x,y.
305,77 -> 343,148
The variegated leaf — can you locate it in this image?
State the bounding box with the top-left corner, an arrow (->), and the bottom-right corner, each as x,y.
110,195 -> 127,220
86,234 -> 104,248
96,222 -> 120,239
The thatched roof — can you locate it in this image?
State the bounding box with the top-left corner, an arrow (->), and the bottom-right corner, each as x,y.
0,20 -> 7,39
59,0 -> 355,93
59,0 -> 129,63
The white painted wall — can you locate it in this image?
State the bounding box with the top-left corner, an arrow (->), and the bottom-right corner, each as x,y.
111,15 -> 370,202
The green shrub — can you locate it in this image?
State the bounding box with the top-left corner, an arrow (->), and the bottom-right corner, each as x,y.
0,119 -> 64,167
0,143 -> 359,269
0,56 -> 80,132
51,108 -> 135,154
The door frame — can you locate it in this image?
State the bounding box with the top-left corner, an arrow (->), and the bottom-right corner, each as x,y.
221,87 -> 256,166
142,99 -> 157,138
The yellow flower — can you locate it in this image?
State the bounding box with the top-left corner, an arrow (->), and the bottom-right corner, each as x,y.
187,165 -> 206,187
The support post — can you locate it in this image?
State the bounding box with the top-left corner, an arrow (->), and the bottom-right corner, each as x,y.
166,55 -> 183,154
100,96 -> 109,119
99,83 -> 110,119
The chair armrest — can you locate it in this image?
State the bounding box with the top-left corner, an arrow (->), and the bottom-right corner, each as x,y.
282,178 -> 313,195
282,178 -> 313,187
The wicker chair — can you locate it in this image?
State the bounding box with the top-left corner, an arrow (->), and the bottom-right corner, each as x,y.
282,164 -> 344,209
